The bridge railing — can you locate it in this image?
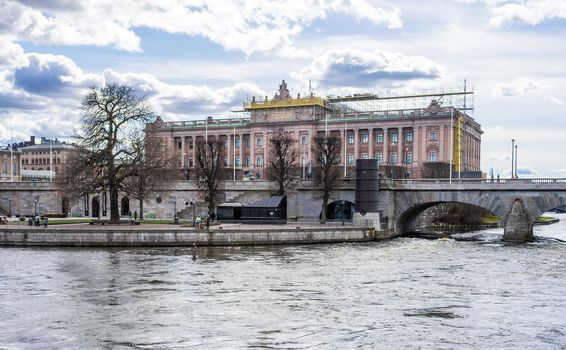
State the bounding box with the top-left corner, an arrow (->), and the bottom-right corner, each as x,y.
382,178 -> 566,185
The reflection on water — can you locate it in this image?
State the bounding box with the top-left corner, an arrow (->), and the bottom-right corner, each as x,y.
1,214 -> 566,349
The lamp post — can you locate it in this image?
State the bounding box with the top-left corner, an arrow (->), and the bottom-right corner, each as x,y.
190,199 -> 196,227
172,195 -> 178,224
511,139 -> 515,179
514,144 -> 518,179
34,195 -> 39,215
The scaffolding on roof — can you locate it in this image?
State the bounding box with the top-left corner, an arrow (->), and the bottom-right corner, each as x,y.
327,85 -> 474,115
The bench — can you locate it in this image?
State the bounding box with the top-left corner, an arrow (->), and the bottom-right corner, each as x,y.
89,220 -> 140,225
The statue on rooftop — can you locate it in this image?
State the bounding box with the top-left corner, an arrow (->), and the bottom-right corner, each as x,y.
273,80 -> 291,100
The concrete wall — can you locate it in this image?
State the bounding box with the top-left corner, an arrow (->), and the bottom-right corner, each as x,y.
0,226 -> 375,246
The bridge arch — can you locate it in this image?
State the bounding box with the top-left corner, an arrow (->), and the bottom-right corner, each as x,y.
391,189 -> 566,236
395,201 -> 499,234
393,191 -> 511,235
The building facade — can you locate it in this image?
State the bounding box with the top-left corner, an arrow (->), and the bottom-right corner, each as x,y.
20,138 -> 77,181
150,81 -> 482,179
0,148 -> 20,182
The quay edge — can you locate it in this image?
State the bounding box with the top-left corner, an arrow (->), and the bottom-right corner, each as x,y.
0,227 -> 392,247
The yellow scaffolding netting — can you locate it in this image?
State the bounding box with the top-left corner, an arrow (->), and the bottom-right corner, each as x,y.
453,115 -> 464,172
244,97 -> 326,110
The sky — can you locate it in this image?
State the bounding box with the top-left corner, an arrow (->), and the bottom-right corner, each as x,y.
0,0 -> 565,177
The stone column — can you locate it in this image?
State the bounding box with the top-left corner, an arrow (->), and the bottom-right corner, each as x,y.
397,127 -> 403,165
264,132 -> 269,167
421,126 -> 427,162
414,127 -> 419,165
369,128 -> 374,158
250,132 -> 255,173
354,128 -> 359,160
227,134 -> 232,167
383,128 -> 389,164
343,127 -> 348,166
238,134 -> 243,169
181,136 -> 185,167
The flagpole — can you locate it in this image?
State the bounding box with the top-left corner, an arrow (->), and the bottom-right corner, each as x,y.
10,129 -> 13,182
233,126 -> 236,181
50,138 -> 53,182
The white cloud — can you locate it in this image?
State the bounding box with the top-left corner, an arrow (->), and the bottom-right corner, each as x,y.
0,35 -> 28,68
13,53 -> 103,96
295,49 -> 444,89
0,0 -> 402,56
492,77 -> 546,98
102,69 -> 265,118
491,76 -> 564,105
489,0 -> 566,28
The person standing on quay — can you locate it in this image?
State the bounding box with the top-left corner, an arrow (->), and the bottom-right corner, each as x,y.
43,215 -> 48,228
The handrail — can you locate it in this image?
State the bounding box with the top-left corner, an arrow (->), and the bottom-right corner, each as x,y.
380,178 -> 566,185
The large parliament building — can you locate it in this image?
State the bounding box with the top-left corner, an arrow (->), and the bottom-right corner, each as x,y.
150,81 -> 482,180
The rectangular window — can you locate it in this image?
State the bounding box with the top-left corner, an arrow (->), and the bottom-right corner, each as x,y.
376,154 -> 383,165
256,155 -> 263,166
391,133 -> 398,143
189,159 -> 193,168
362,132 -> 368,144
347,154 -> 354,165
391,153 -> 398,165
257,137 -> 263,147
189,140 -> 193,149
2,161 -> 7,175
246,156 -> 250,166
406,153 -> 413,164
178,141 -> 182,150
235,137 -> 240,149
224,140 -> 228,149
245,138 -> 250,149
223,158 -> 228,166
301,136 -> 307,145
430,130 -> 437,141
377,134 -> 383,143
406,132 -> 413,142
347,132 -> 354,144
430,151 -> 437,162
235,157 -> 240,167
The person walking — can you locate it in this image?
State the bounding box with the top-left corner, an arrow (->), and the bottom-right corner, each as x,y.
128,211 -> 133,225
43,215 -> 48,228
34,214 -> 40,227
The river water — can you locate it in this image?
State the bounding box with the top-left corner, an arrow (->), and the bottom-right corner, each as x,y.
1,214 -> 566,349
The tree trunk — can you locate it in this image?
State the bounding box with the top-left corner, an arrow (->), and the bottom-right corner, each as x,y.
139,199 -> 144,220
320,190 -> 329,224
110,186 -> 120,222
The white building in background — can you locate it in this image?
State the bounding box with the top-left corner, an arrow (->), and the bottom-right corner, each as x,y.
20,139 -> 77,181
0,147 -> 20,182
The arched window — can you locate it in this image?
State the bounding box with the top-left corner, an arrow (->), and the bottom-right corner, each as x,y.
121,197 -> 130,216
256,155 -> 263,166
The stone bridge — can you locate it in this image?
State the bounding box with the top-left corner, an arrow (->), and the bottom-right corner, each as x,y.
377,178 -> 566,242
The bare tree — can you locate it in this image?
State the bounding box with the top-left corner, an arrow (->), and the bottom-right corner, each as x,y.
60,83 -> 156,222
421,162 -> 451,178
122,126 -> 179,220
194,139 -> 227,226
266,130 -> 298,195
380,165 -> 407,179
312,135 -> 342,223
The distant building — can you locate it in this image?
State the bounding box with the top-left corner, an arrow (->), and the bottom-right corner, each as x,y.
20,138 -> 77,181
0,147 -> 20,182
149,80 -> 482,179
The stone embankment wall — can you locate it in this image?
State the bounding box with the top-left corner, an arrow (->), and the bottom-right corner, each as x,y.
0,180 -> 356,221
0,227 -> 379,247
